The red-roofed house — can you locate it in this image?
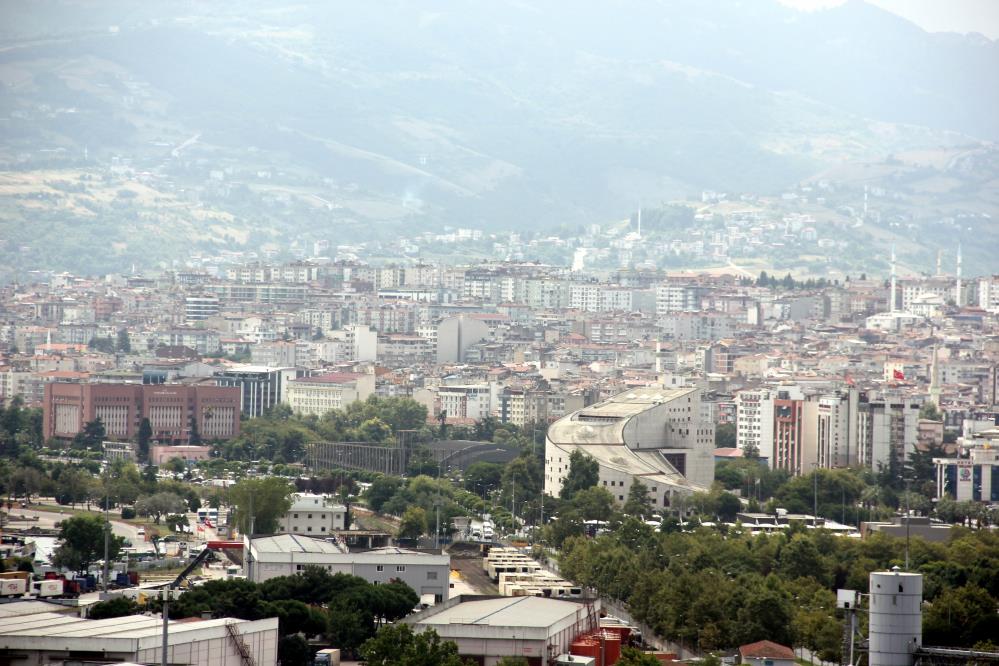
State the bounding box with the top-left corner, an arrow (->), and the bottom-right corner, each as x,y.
739,640 -> 795,666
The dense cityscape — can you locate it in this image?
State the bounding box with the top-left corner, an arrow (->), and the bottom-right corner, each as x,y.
2,2 -> 999,666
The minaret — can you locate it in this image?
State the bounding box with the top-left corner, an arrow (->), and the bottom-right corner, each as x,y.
863,185 -> 869,218
890,244 -> 897,313
636,205 -> 642,238
929,341 -> 941,406
936,250 -> 942,278
955,243 -> 963,307
655,338 -> 662,374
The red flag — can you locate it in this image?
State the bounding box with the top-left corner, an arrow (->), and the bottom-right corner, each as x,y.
893,369 -> 905,380
845,374 -> 855,386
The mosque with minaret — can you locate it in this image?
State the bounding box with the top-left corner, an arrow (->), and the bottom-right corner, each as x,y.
865,244 -> 974,331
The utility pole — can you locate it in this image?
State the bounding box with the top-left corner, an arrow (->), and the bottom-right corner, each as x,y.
511,474 -> 516,536
102,471 -> 110,594
812,463 -> 819,527
160,588 -> 177,666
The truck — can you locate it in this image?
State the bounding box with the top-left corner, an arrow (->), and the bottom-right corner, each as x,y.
314,649 -> 341,666
32,579 -> 64,598
0,578 -> 27,598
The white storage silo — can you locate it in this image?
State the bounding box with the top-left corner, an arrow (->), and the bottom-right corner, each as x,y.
869,569 -> 923,666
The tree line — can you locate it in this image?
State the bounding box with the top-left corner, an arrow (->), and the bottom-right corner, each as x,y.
558,518 -> 999,656
87,566 -> 465,665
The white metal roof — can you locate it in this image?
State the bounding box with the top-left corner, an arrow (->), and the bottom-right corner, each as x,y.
414,596 -> 586,628
250,533 -> 347,554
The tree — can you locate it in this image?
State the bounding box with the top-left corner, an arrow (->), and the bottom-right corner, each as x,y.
137,418 -> 152,463
277,635 -> 312,666
463,462 -> 504,497
88,336 -> 116,353
52,514 -> 123,574
75,418 -> 106,450
495,659 -> 530,666
715,492 -> 742,522
229,477 -> 294,535
54,467 -> 91,507
398,506 -> 428,540
561,450 -> 598,500
189,416 -> 201,445
366,476 -> 403,513
919,402 -> 942,422
354,417 -> 392,442
135,492 -> 187,524
714,423 -> 736,449
923,585 -> 999,647
623,479 -> 653,518
617,647 -> 662,666
116,329 -> 131,353
360,624 -> 470,666
165,513 -> 189,532
164,457 -> 186,475
88,596 -> 140,619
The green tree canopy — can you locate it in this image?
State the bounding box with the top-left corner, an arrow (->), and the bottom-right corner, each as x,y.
134,491 -> 187,525
617,647 -> 663,666
360,624 -> 470,666
623,479 -> 654,518
561,449 -> 598,500
229,477 -> 294,535
398,506 -> 428,540
52,514 -> 123,574
88,596 -> 140,619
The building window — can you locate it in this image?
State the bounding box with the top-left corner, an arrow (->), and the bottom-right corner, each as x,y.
376,565 -> 384,572
396,565 -> 406,572
293,513 -> 299,519
427,571 -> 438,580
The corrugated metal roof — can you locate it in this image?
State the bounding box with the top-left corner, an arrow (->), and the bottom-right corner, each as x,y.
416,597 -> 584,628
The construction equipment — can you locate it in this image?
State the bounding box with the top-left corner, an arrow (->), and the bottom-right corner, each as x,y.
169,540 -> 243,589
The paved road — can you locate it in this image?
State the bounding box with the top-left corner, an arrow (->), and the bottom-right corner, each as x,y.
8,506 -> 154,554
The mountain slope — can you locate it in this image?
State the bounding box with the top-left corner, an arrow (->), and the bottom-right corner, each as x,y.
0,1 -> 995,277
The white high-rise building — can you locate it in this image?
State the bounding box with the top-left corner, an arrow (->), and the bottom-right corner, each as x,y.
858,394 -> 920,472
978,275 -> 999,313
736,388 -> 775,461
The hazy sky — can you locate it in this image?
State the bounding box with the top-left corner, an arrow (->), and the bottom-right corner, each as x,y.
779,0 -> 999,39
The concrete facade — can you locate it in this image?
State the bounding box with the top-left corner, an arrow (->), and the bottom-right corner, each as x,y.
246,535 -> 450,603
278,493 -> 348,535
545,387 -> 714,509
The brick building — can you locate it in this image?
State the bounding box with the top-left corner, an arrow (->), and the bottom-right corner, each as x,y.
43,382 -> 241,443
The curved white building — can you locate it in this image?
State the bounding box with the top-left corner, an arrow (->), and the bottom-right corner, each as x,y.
545,387 -> 714,511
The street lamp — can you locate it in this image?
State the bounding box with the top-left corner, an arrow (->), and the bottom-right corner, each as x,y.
811,463 -> 819,527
